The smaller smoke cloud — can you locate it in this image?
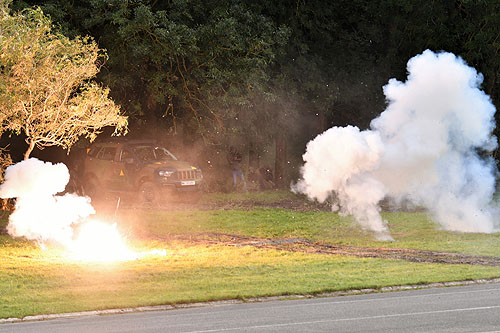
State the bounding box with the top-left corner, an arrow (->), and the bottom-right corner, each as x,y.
294,50 -> 499,240
0,158 -> 94,247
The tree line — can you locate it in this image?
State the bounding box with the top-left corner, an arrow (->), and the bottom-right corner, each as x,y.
2,0 -> 500,189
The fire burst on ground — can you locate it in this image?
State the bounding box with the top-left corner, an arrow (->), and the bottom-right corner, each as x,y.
0,158 -> 166,263
66,219 -> 167,263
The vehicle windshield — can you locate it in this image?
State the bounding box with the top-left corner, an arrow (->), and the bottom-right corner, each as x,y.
134,145 -> 177,162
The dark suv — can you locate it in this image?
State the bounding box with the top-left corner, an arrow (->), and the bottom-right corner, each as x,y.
79,140 -> 203,205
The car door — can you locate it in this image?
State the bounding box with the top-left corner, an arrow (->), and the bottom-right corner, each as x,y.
110,147 -> 136,191
95,146 -> 118,189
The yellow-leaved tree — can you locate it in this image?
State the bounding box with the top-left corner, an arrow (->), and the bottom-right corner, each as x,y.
0,3 -> 127,160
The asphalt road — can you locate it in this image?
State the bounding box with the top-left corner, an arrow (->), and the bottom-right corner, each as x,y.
2,283 -> 500,332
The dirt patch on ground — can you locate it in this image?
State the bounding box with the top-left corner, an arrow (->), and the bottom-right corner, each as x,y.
160,232 -> 500,267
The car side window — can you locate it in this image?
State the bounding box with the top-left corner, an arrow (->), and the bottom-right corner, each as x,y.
120,149 -> 132,161
87,146 -> 101,157
154,147 -> 177,161
96,147 -> 117,161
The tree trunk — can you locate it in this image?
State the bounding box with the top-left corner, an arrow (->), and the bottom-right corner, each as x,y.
146,92 -> 159,140
248,142 -> 260,170
487,71 -> 496,96
24,141 -> 35,160
274,133 -> 287,189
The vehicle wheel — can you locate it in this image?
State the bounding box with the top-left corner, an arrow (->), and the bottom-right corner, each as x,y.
139,181 -> 159,208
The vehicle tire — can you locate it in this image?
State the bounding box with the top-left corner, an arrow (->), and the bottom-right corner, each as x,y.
139,181 -> 159,208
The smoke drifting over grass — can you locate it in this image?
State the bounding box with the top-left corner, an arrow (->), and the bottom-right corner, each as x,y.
0,158 -> 94,247
294,50 -> 499,240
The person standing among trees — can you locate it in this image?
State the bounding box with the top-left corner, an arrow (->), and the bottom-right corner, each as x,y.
227,146 -> 247,191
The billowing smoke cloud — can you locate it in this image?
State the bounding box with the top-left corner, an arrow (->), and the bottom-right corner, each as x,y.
294,50 -> 499,240
0,158 -> 94,247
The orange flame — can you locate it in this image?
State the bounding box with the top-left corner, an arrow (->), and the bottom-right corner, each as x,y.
66,220 -> 166,263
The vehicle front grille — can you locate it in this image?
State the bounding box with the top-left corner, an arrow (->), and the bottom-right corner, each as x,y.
176,170 -> 196,180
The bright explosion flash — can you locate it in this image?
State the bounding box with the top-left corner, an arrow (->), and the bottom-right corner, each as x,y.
0,158 -> 166,263
68,220 -> 139,262
68,219 -> 167,263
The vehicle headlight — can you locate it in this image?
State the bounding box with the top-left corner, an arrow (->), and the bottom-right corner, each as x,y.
159,170 -> 175,177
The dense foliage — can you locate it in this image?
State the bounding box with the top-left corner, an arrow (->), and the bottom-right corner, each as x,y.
6,0 -> 500,185
0,4 -> 127,160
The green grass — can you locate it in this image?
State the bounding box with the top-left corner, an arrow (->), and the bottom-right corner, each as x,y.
127,208 -> 500,257
2,190 -> 500,319
1,239 -> 500,319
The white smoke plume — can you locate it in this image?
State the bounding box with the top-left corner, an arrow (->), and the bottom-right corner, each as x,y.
0,158 -> 94,247
294,50 -> 499,240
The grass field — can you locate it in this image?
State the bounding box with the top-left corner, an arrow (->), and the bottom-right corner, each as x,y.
1,190 -> 500,319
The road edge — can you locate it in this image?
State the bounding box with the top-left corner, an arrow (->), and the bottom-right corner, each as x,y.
2,277 -> 500,324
